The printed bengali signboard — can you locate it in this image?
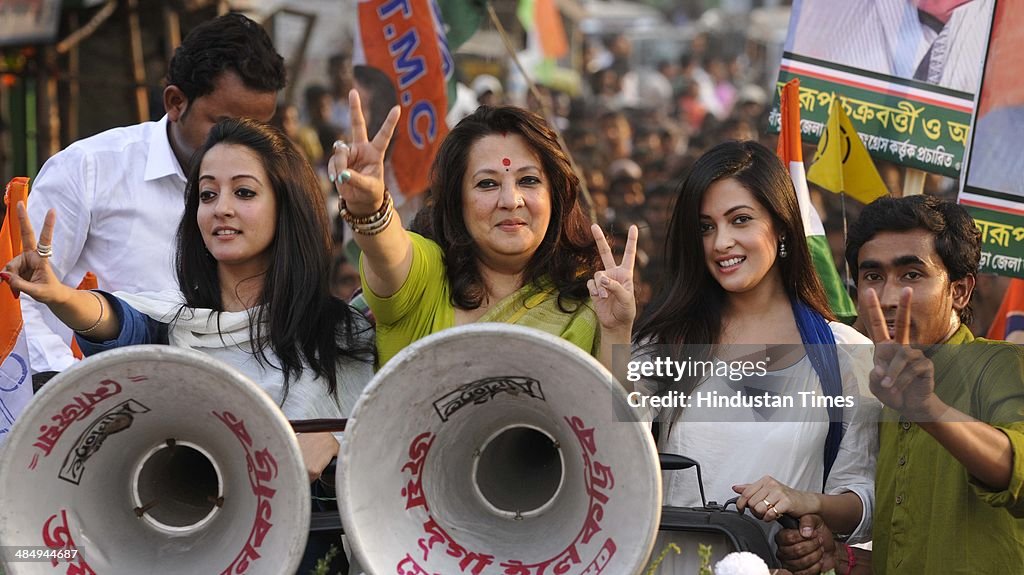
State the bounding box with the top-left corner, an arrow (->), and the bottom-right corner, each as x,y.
770,0 -> 995,179
960,0 -> 1024,279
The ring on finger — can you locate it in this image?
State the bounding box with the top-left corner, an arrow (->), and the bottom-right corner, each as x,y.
36,243 -> 53,258
333,140 -> 349,152
763,498 -> 774,509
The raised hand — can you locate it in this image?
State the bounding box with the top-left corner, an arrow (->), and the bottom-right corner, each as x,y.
327,89 -> 401,217
861,287 -> 942,420
588,224 -> 637,334
0,202 -> 69,304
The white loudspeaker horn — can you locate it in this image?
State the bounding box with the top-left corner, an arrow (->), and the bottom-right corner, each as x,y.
339,324 -> 662,575
0,345 -> 309,574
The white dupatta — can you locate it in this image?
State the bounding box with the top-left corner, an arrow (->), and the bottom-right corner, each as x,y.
114,290 -> 373,421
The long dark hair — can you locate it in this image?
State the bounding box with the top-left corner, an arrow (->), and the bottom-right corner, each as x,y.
635,141 -> 833,348
430,106 -> 600,310
177,118 -> 375,398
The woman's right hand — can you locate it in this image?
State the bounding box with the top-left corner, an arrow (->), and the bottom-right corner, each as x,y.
327,89 -> 401,217
0,202 -> 70,305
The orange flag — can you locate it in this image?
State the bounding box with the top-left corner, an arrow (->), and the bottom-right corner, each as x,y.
1,178 -> 34,438
987,279 -> 1024,343
356,0 -> 451,198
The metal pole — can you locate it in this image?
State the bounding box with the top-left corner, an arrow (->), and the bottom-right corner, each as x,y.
127,0 -> 149,123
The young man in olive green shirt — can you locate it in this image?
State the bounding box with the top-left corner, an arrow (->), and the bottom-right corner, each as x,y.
851,196 -> 1024,573
776,196 -> 1024,574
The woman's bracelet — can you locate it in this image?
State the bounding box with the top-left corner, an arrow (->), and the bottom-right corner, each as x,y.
74,291 -> 105,334
342,190 -> 394,235
350,204 -> 394,236
340,189 -> 392,225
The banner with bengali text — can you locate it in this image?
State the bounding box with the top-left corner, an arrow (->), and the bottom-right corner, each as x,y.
770,0 -> 995,178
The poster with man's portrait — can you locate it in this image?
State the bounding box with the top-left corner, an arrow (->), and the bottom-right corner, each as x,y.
771,0 -> 995,178
961,1 -> 1024,279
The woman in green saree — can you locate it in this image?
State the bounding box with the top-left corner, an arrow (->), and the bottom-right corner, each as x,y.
328,91 -> 636,369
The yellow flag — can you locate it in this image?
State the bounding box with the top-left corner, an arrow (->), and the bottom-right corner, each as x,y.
807,98 -> 889,204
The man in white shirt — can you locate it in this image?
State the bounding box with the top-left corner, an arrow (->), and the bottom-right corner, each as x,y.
24,13 -> 286,372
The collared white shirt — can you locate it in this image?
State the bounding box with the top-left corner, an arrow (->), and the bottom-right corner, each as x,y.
23,115 -> 187,372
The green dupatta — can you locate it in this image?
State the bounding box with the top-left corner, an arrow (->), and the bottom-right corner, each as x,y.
478,279 -> 600,356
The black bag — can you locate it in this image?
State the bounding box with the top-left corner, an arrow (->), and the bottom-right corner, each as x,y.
657,500 -> 782,569
653,454 -> 791,569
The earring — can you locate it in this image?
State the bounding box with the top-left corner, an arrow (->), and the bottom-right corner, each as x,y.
778,237 -> 788,259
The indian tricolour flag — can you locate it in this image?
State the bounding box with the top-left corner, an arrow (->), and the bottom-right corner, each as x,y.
1,178 -> 34,444
777,79 -> 858,323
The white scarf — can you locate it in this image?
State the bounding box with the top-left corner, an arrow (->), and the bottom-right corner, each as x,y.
114,290 -> 373,421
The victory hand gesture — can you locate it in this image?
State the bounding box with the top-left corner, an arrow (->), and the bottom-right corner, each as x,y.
1,202 -> 69,304
862,287 -> 943,420
588,224 -> 638,334
327,89 -> 401,216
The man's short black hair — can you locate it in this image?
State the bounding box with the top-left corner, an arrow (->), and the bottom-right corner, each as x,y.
166,13 -> 286,102
846,195 -> 981,324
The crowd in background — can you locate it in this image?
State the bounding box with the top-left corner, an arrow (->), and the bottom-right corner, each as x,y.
276,30 -> 1009,336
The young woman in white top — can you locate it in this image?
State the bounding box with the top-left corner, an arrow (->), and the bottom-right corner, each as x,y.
2,118 -> 375,484
632,141 -> 879,546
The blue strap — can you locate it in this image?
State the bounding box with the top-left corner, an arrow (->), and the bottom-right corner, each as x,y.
791,299 -> 844,488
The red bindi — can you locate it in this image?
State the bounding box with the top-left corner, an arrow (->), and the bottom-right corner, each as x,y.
502,158 -> 511,167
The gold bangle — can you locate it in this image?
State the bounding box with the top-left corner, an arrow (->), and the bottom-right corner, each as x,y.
74,291 -> 105,334
352,207 -> 393,235
349,200 -> 394,235
340,189 -> 392,225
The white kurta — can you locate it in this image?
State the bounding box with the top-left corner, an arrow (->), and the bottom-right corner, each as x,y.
638,322 -> 879,544
114,291 -> 374,423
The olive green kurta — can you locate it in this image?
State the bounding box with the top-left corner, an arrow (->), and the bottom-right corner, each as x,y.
873,326 -> 1024,574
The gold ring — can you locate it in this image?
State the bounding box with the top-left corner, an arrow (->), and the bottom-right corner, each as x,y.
763,498 -> 774,509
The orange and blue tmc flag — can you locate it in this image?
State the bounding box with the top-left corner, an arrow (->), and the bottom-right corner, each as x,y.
355,0 -> 453,199
987,279 -> 1024,343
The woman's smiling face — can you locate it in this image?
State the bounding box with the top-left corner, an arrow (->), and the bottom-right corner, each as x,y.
461,133 -> 552,272
700,177 -> 782,296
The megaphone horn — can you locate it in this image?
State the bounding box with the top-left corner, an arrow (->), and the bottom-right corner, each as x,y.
339,324 -> 662,575
0,345 -> 309,574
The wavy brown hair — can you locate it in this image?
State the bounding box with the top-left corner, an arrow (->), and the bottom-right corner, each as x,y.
430,106 -> 600,311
